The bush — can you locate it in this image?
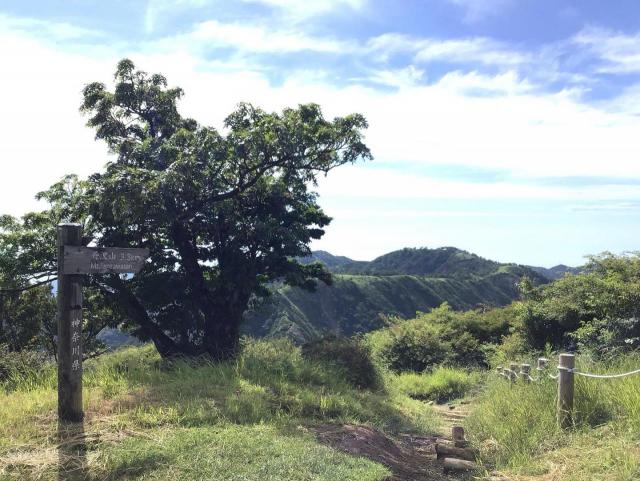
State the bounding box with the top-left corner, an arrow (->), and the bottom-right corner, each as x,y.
367,303 -> 514,372
380,322 -> 447,372
395,367 -> 481,403
301,335 -> 383,390
519,253 -> 640,355
0,344 -> 51,391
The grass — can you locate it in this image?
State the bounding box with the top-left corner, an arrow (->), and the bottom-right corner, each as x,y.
0,338 -> 439,480
393,367 -> 481,403
464,353 -> 640,481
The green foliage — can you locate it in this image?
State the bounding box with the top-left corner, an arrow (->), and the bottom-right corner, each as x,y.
0,286 -> 55,352
1,59 -> 371,360
366,303 -> 513,372
301,335 -> 383,390
519,252 -> 640,355
394,367 -> 481,403
0,345 -> 52,391
0,199 -> 123,357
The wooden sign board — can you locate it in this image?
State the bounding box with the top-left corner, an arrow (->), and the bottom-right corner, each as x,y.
62,246 -> 149,275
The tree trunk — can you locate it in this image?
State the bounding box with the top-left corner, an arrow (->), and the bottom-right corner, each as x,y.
202,296 -> 246,360
99,278 -> 183,358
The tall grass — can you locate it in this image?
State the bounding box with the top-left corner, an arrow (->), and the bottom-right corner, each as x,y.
0,339 -> 439,480
465,353 -> 640,480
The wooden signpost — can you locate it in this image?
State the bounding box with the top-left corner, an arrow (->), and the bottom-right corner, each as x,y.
56,223 -> 149,422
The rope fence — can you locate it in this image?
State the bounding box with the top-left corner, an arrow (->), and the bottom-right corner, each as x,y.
559,366 -> 640,379
496,354 -> 640,428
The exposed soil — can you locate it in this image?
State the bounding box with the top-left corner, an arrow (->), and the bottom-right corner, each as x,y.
312,423 -> 465,481
311,402 -> 509,481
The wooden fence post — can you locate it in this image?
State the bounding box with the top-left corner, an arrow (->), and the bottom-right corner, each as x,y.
57,223 -> 84,423
509,362 -> 518,383
557,353 -> 575,429
521,364 -> 531,383
537,357 -> 548,371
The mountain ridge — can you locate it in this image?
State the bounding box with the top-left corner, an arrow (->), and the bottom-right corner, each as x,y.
246,246 -> 556,343
300,246 -> 574,281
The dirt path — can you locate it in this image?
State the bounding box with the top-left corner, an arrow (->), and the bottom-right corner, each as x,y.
432,401 -> 473,433
313,423 -> 463,481
311,400 -> 509,481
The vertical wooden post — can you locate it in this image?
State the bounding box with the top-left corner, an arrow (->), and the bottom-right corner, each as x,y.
521,364 -> 531,383
537,357 -> 548,371
509,362 -> 518,383
557,353 -> 575,429
57,223 -> 84,423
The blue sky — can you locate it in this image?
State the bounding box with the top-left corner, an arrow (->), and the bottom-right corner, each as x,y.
2,0 -> 640,266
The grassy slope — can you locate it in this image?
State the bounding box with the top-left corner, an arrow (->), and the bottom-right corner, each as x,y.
258,247 -> 548,344
464,354 -> 640,481
244,270 -> 530,343
0,341 -> 439,481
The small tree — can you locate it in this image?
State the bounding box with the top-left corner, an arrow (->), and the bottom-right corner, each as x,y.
0,203 -> 120,357
0,59 -> 371,360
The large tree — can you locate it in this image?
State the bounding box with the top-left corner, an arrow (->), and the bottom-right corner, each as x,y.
0,59 -> 371,359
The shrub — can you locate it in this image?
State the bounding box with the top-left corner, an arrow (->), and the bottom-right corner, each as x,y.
395,367 -> 481,403
301,335 -> 383,390
519,253 -> 640,355
368,303 -> 514,372
381,323 -> 447,372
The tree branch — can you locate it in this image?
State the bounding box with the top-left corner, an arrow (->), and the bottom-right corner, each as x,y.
0,278 -> 56,293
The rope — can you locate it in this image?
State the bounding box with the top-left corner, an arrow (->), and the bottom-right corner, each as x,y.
557,365 -> 640,379
497,362 -> 640,381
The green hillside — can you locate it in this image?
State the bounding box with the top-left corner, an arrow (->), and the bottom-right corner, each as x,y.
244,248 -> 547,342
528,263 -> 582,280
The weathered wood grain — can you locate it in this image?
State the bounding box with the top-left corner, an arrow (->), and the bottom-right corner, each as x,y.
61,246 -> 149,274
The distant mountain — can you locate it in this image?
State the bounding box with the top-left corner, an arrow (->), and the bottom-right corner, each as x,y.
244,247 -> 548,343
529,264 -> 582,280
297,250 -> 356,269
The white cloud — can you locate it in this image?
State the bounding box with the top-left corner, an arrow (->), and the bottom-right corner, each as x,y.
240,0 -> 366,19
0,13 -> 105,41
3,14 -> 640,225
145,0 -> 210,33
315,166 -> 640,202
368,33 -> 529,67
367,65 -> 425,88
159,19 -> 352,54
573,26 -> 640,74
446,0 -> 513,23
445,0 -> 514,23
0,31 -> 116,217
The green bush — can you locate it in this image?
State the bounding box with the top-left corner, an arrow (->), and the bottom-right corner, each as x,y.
301,335 -> 383,390
519,253 -> 640,355
394,367 -> 481,403
367,303 -> 514,372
